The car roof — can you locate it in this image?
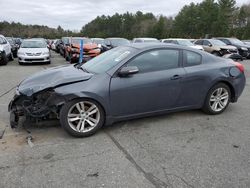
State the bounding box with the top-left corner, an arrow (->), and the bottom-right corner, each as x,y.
124,43 -> 192,50
134,38 -> 158,40
162,38 -> 190,41
106,37 -> 128,40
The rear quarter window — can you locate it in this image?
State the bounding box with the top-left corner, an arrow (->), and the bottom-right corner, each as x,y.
184,50 -> 202,67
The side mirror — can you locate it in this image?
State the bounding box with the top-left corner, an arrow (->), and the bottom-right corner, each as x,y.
208,44 -> 212,47
118,66 -> 139,77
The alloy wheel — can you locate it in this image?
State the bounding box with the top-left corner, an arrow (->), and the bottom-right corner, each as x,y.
67,101 -> 100,133
209,88 -> 229,112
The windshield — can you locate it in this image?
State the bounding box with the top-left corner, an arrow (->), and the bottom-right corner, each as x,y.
21,40 -> 47,48
229,38 -> 245,45
110,39 -> 130,46
92,39 -> 104,45
210,39 -> 226,46
71,38 -> 91,44
144,39 -> 159,43
82,46 -> 134,74
177,39 -> 193,46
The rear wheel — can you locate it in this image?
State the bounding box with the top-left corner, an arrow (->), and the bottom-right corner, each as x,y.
202,83 -> 231,115
60,99 -> 105,137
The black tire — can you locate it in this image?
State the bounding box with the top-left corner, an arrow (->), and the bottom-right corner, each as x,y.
0,51 -> 8,65
211,51 -> 221,57
18,61 -> 23,65
202,83 -> 231,115
60,98 -> 105,137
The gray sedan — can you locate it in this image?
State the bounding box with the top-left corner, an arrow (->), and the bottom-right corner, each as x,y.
9,43 -> 246,137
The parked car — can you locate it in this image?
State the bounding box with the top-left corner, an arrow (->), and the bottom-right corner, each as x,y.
161,38 -> 203,50
133,38 -> 159,43
0,34 -> 13,65
103,38 -> 130,50
91,38 -> 105,45
9,43 -> 246,137
216,38 -> 250,58
50,39 -> 58,51
59,37 -> 70,57
17,39 -> 50,65
54,39 -> 62,53
6,37 -> 18,57
194,39 -> 239,57
65,37 -> 101,63
13,38 -> 22,46
243,40 -> 250,46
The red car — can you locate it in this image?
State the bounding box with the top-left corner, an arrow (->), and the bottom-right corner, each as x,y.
65,37 -> 101,63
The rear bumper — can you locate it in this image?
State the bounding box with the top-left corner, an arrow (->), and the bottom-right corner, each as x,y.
231,73 -> 246,102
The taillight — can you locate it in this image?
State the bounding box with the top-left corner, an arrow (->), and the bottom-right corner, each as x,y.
232,62 -> 244,73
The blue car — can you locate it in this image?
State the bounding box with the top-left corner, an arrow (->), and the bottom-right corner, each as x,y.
9,43 -> 246,137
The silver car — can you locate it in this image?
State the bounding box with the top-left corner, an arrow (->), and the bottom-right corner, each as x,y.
17,39 -> 50,65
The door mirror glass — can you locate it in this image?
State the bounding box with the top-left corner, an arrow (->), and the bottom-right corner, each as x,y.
118,66 -> 139,77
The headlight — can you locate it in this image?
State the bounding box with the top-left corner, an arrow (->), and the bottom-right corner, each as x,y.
15,87 -> 20,96
241,47 -> 248,51
43,52 -> 50,55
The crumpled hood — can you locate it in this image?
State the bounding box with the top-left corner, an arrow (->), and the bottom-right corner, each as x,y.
18,65 -> 93,96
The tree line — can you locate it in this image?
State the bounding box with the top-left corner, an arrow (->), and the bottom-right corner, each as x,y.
0,22 -> 76,39
0,0 -> 250,39
81,0 -> 250,39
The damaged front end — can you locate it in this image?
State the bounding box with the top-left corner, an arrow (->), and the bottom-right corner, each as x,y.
9,88 -> 66,128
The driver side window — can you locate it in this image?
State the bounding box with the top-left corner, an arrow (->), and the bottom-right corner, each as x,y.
127,49 -> 179,73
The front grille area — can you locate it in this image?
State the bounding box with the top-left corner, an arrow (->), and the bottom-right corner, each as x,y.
26,52 -> 42,56
24,58 -> 44,61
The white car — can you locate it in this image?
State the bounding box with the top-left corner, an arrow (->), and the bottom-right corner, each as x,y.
133,38 -> 159,43
0,34 -> 13,65
18,39 -> 50,65
161,38 -> 204,50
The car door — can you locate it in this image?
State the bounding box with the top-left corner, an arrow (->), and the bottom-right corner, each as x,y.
109,48 -> 186,117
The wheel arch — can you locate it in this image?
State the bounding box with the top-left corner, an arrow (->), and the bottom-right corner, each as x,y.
209,80 -> 236,102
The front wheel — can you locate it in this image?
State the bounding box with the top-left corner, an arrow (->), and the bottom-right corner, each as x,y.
60,99 -> 105,137
202,83 -> 231,115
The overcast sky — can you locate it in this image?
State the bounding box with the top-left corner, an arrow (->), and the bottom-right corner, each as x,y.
0,0 -> 249,31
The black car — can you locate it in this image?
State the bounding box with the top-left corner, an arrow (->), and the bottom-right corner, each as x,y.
216,38 -> 250,59
6,37 -> 18,57
54,39 -> 62,53
59,37 -> 70,57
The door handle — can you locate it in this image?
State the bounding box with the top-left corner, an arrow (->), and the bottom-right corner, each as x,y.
170,75 -> 182,80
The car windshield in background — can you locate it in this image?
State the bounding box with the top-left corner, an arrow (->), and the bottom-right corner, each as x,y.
82,46 -> 134,74
110,39 -> 130,46
143,39 -> 159,43
210,39 -> 226,46
7,39 -> 14,45
72,38 -> 92,44
93,39 -> 104,45
229,38 -> 245,45
177,40 -> 194,46
21,40 -> 47,48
